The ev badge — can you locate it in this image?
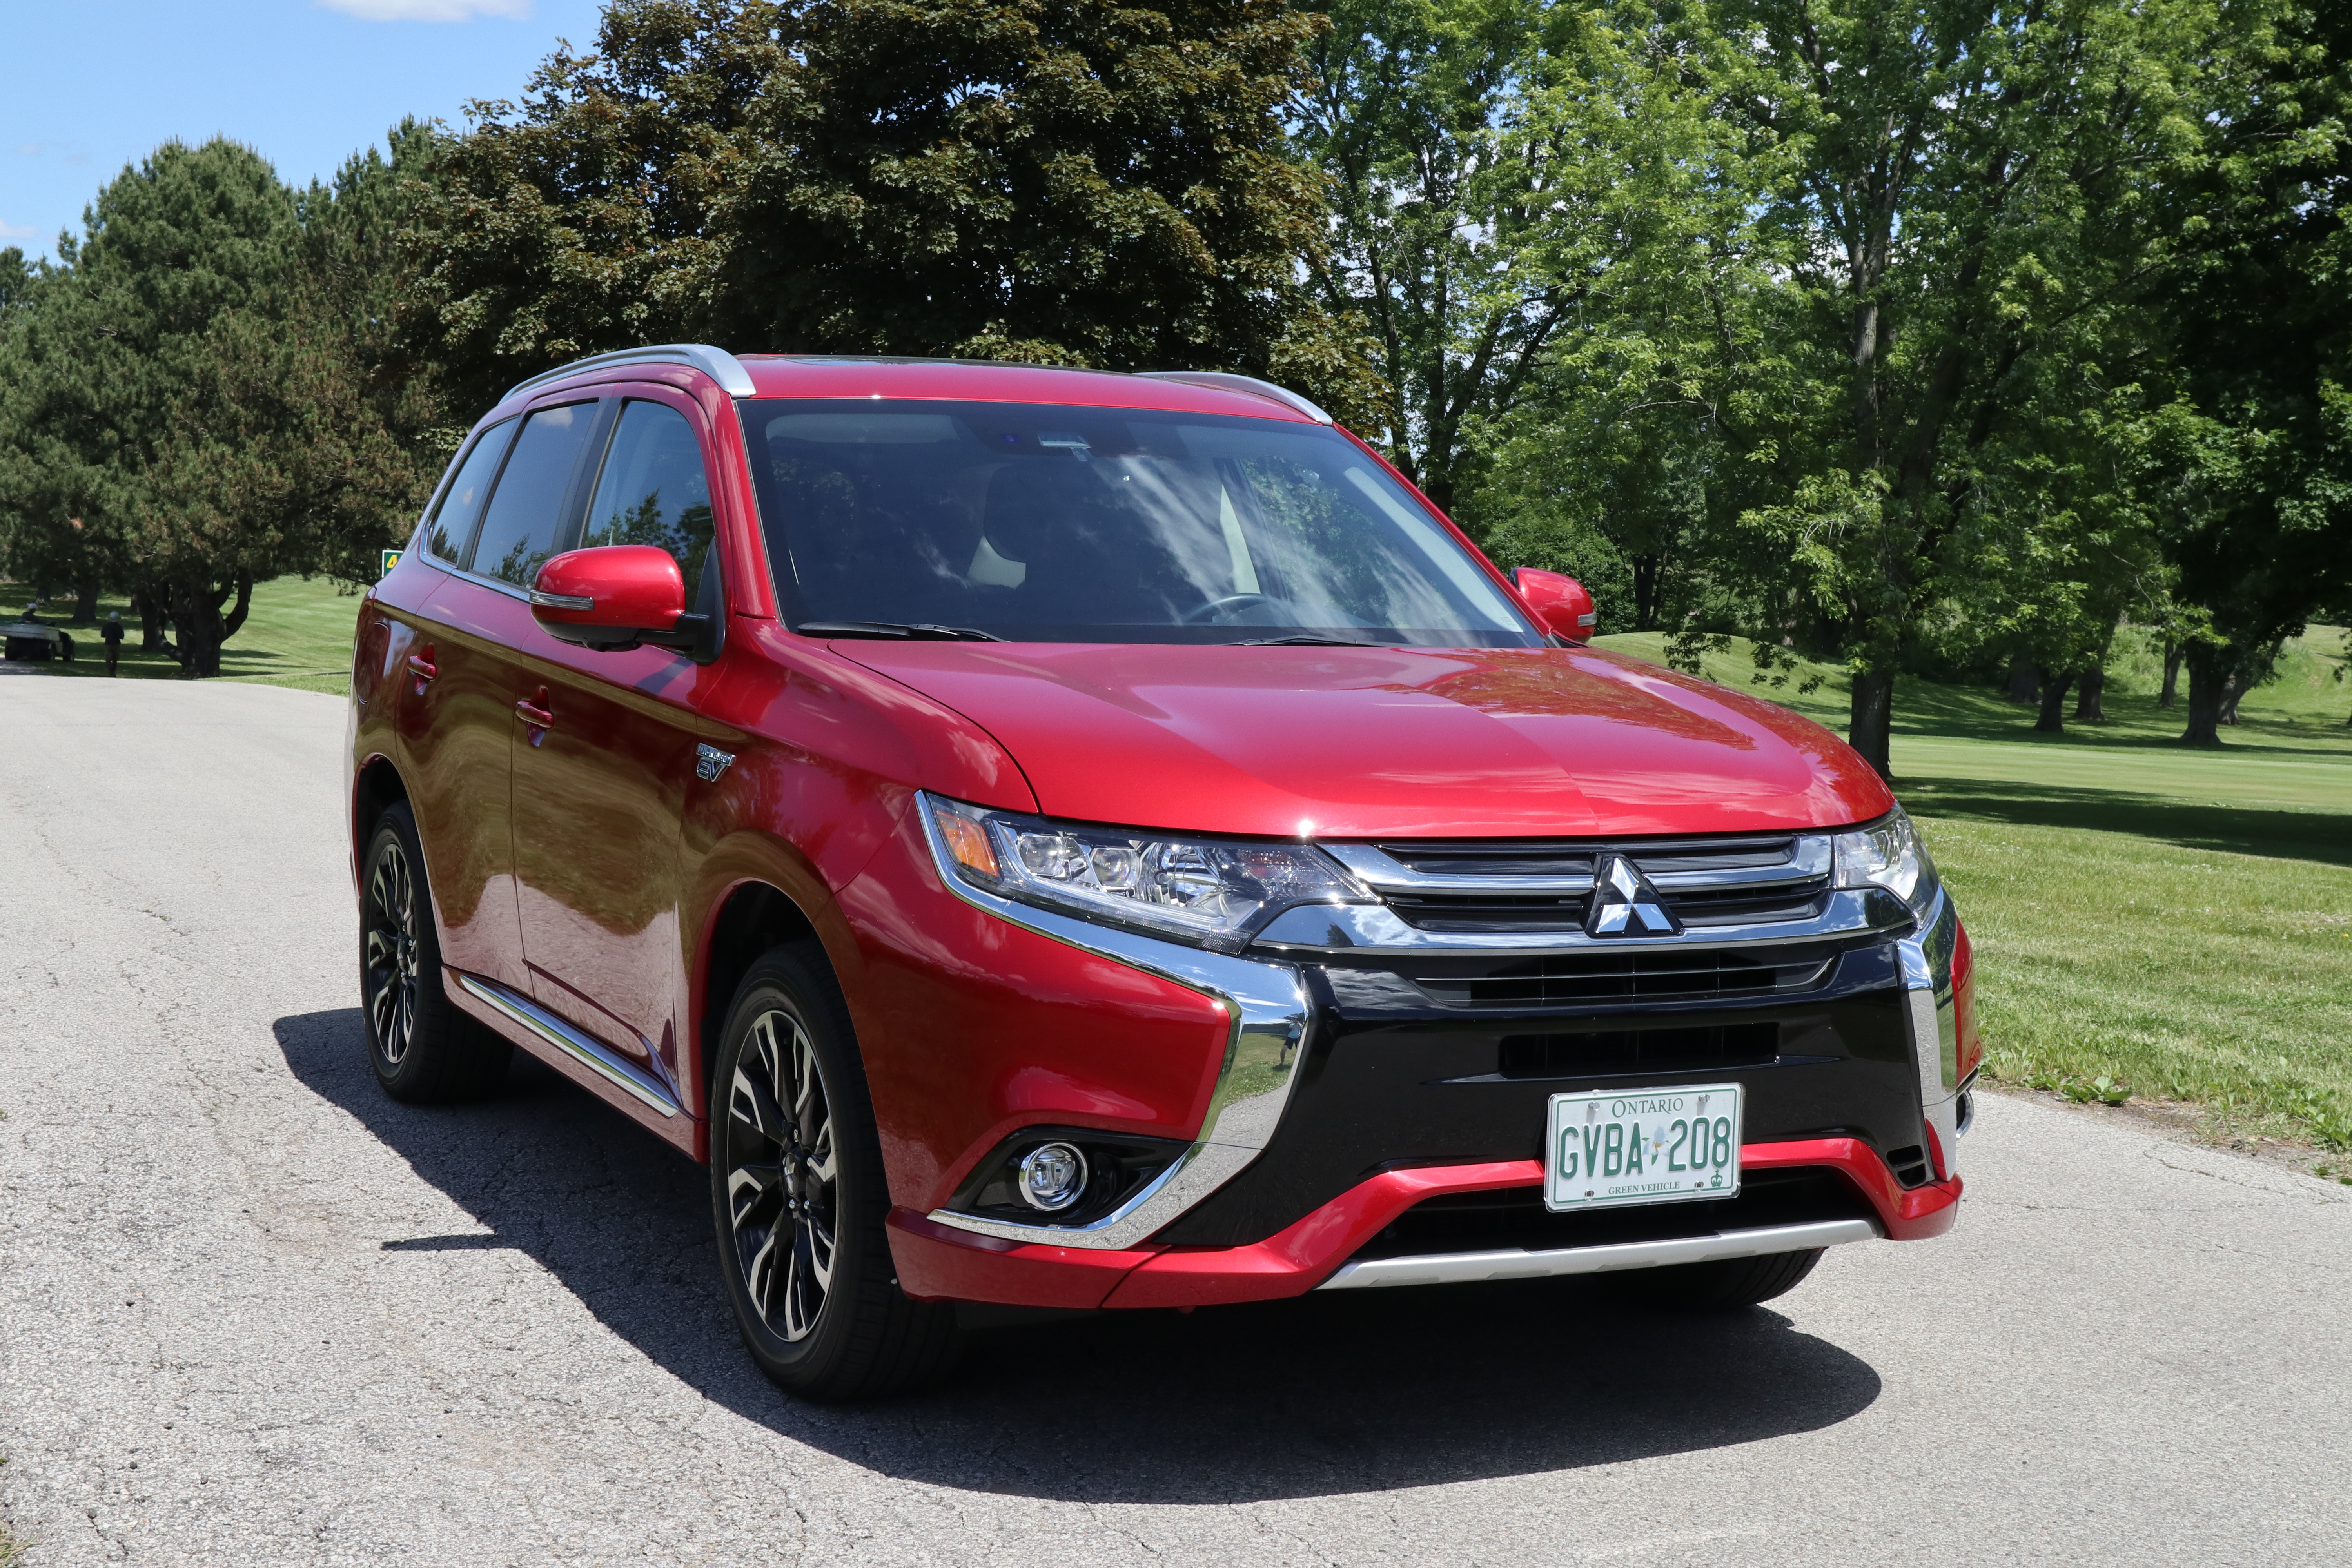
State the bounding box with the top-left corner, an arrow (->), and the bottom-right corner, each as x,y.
1585,852 -> 1682,937
694,744 -> 735,783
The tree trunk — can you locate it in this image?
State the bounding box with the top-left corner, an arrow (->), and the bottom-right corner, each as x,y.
2180,648 -> 2243,747
1848,668 -> 1895,781
2034,668 -> 2073,733
73,585 -> 97,623
1631,553 -> 1663,632
222,570 -> 253,642
2220,686 -> 2243,726
2005,648 -> 2038,704
131,588 -> 171,653
2072,665 -> 2105,723
2160,642 -> 2183,708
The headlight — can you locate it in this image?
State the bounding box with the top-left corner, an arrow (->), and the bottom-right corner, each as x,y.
1833,806 -> 1940,920
923,794 -> 1370,951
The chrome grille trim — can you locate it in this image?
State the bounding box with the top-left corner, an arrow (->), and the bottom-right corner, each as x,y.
1321,835 -> 1832,896
1252,887 -> 1898,955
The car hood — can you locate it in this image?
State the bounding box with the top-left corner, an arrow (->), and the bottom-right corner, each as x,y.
838,642 -> 1893,839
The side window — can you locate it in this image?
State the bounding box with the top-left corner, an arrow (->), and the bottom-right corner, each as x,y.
422,417 -> 516,564
468,401 -> 596,586
583,400 -> 717,597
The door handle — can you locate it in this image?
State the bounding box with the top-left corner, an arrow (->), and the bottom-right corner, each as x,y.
407,648 -> 437,693
515,686 -> 554,730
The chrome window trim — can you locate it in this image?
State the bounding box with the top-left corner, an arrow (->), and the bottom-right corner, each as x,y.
1321,835 -> 1833,896
503,343 -> 757,402
457,973 -> 680,1117
1317,1217 -> 1879,1290
913,791 -> 1312,1250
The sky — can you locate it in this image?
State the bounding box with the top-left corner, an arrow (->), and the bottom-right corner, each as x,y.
2,0 -> 612,259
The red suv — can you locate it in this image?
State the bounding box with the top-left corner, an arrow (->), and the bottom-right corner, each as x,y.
348,347 -> 1976,1397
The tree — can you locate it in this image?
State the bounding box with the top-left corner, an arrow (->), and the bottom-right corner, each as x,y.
0,134 -> 453,675
403,0 -> 1379,421
1434,0 -> 2299,776
2127,4 -> 2352,746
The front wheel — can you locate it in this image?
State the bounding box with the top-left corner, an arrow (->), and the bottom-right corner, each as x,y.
710,945 -> 959,1399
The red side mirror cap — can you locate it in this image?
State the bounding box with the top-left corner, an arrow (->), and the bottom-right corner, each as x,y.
532,546 -> 688,653
1512,568 -> 1597,643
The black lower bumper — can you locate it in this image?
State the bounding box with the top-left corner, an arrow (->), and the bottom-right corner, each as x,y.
1154,940 -> 1929,1248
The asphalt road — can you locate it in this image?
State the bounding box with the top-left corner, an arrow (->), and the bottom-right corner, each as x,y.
2,677 -> 2348,1566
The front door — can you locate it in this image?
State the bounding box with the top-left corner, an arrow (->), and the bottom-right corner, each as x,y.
510,389 -> 724,1092
392,415 -> 527,989
405,396 -> 604,992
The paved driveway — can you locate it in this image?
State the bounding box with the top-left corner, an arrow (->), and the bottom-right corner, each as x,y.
2,678 -> 2347,1565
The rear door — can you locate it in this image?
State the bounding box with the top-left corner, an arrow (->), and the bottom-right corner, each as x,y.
510,387 -> 723,1091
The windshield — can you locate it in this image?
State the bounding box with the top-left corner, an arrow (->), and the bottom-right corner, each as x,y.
738,399 -> 1539,646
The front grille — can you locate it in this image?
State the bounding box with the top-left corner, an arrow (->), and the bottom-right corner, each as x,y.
1370,832 -> 1830,933
1497,1022 -> 1779,1078
1350,1167 -> 1866,1261
1404,943 -> 1840,1008
1381,890 -> 1589,933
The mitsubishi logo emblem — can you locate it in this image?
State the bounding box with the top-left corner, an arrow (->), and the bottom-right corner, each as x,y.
1586,853 -> 1681,937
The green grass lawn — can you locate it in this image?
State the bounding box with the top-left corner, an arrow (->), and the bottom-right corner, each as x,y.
1599,626 -> 2352,1151
9,575 -> 361,695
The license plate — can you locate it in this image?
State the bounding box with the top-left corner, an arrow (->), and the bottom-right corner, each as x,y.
1544,1083 -> 1743,1212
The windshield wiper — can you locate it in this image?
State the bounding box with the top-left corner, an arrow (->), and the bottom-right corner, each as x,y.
797,620 -> 1004,642
1230,634 -> 1385,648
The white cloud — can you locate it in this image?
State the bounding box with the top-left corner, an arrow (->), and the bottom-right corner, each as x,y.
316,0 -> 534,20
0,219 -> 38,241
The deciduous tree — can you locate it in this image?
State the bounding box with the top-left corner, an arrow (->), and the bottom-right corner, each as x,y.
403,0 -> 1379,421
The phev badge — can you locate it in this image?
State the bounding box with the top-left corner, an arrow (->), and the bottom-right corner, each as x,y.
1585,852 -> 1681,937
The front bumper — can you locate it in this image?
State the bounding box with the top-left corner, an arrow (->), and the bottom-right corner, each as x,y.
891,1138 -> 1960,1308
882,804 -> 1971,1310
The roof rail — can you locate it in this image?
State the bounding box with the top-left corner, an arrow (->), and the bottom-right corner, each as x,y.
503,343 -> 757,402
1137,370 -> 1335,425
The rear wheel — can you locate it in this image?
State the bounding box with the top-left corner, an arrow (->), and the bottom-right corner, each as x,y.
1615,1247 -> 1824,1309
360,802 -> 510,1103
711,945 -> 960,1400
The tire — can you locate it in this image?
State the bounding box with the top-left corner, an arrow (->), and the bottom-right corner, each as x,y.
1614,1247 -> 1825,1310
710,944 -> 960,1400
359,802 -> 511,1103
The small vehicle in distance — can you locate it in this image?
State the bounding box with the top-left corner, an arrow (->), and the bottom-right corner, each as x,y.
346,346 -> 1976,1399
2,608 -> 72,662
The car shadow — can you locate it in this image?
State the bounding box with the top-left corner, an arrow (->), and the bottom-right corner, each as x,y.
278,1007 -> 1882,1502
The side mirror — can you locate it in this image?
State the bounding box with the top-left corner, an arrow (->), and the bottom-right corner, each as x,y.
1513,567 -> 1596,644
531,546 -> 712,659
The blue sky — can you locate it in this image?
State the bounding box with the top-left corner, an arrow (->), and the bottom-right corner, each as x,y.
3,0 -> 611,258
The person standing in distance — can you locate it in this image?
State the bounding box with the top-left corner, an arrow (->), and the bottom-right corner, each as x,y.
102,610 -> 123,676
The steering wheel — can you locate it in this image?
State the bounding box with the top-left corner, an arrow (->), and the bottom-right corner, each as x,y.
1178,593 -> 1280,626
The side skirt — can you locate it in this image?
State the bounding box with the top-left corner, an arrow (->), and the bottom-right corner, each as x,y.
446,969 -> 697,1152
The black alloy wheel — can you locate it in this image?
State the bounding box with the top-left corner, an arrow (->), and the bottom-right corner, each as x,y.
710,945 -> 959,1399
363,835 -> 422,1067
359,802 -> 510,1103
724,1007 -> 840,1342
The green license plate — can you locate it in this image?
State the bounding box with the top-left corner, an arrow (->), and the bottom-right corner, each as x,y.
1544,1083 -> 1743,1212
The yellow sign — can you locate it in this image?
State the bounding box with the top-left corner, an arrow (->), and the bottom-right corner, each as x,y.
380,549 -> 401,577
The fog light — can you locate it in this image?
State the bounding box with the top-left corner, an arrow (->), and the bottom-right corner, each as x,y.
1016,1143 -> 1089,1212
